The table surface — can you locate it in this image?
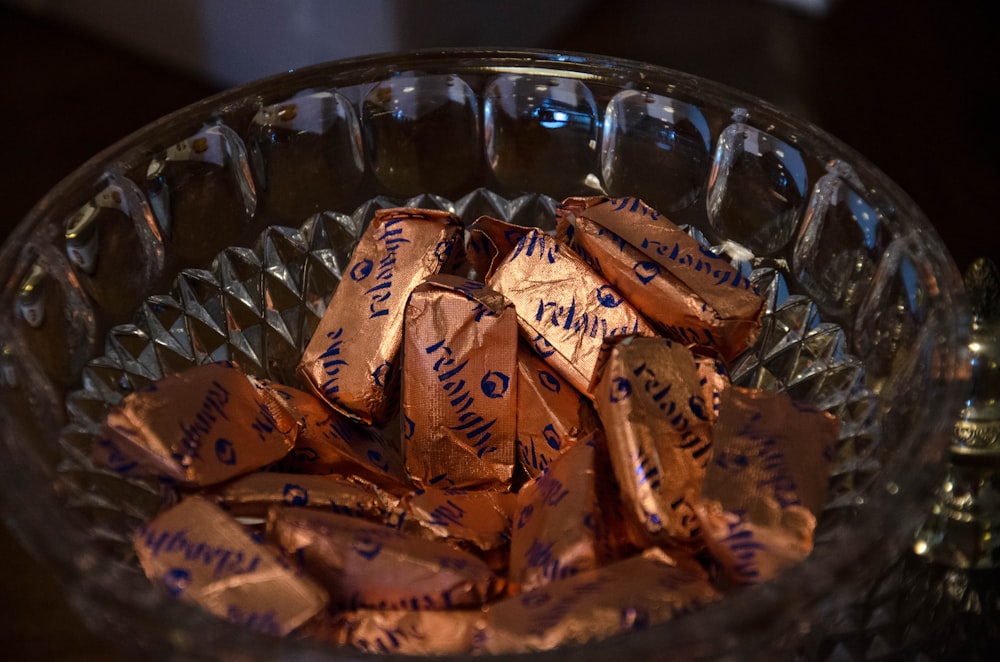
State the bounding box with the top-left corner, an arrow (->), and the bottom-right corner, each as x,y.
0,1 -> 996,659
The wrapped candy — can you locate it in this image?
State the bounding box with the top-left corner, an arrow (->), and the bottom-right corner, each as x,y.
401,274 -> 518,489
488,227 -> 655,397
558,196 -> 764,360
697,386 -> 840,585
298,207 -> 463,425
96,361 -> 297,486
267,507 -> 501,611
134,495 -> 328,635
593,336 -> 713,548
480,547 -> 720,654
514,343 -> 597,479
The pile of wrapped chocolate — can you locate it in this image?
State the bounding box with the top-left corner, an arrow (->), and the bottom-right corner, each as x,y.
95,196 -> 840,655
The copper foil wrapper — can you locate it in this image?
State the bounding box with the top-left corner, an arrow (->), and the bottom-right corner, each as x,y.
488,228 -> 655,397
402,274 -> 518,490
694,355 -> 730,424
515,343 -> 597,479
298,208 -> 463,425
268,507 -> 499,611
400,486 -> 517,552
480,547 -> 720,654
264,382 -> 411,496
697,386 -> 840,585
467,216 -> 534,280
558,196 -> 764,360
509,434 -> 603,593
211,472 -> 403,526
593,336 -> 713,547
695,498 -> 815,587
134,495 -> 328,635
97,361 -> 297,486
307,608 -> 486,655
706,386 -> 839,518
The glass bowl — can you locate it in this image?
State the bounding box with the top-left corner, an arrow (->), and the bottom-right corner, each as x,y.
0,49 -> 970,659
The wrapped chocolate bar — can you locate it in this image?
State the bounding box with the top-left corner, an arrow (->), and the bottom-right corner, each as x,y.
268,507 -> 500,611
298,207 -> 463,425
557,196 -> 764,360
211,472 -> 404,528
697,386 -> 840,585
480,547 -> 720,654
400,486 -> 517,553
515,343 -> 597,479
96,361 -> 297,486
592,336 -> 713,548
134,495 -> 328,635
706,386 -> 839,518
261,381 -> 411,496
308,608 -> 486,655
509,434 -> 604,593
488,227 -> 656,397
402,274 -> 518,489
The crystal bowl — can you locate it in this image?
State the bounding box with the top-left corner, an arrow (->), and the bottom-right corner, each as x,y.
0,49 -> 969,659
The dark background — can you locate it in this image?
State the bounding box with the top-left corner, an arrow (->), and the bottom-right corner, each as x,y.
0,1 -> 996,658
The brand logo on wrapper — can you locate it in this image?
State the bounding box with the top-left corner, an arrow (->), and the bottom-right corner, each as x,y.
282,483 -> 309,506
532,334 -> 556,358
609,377 -> 632,403
214,438 -> 237,465
635,234 -> 753,292
162,567 -> 192,597
610,198 -> 754,291
137,524 -> 264,579
345,217 -> 415,319
595,285 -> 624,308
509,231 -> 559,264
535,295 -> 643,341
424,339 -> 500,458
317,328 -> 348,404
633,260 -> 661,284
481,371 -> 511,398
175,380 -> 233,461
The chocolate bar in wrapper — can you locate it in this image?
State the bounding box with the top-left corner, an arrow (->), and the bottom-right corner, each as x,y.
298,208 -> 463,425
593,336 -> 713,547
488,228 -> 655,397
402,274 -> 518,489
262,382 -> 411,496
706,386 -> 839,518
480,547 -> 720,654
515,343 -> 597,479
211,472 -> 403,528
697,386 -> 839,585
96,361 -> 297,485
134,496 -> 328,635
268,507 -> 499,611
401,486 -> 517,552
558,196 -> 764,360
509,434 -> 604,593
308,608 -> 486,655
